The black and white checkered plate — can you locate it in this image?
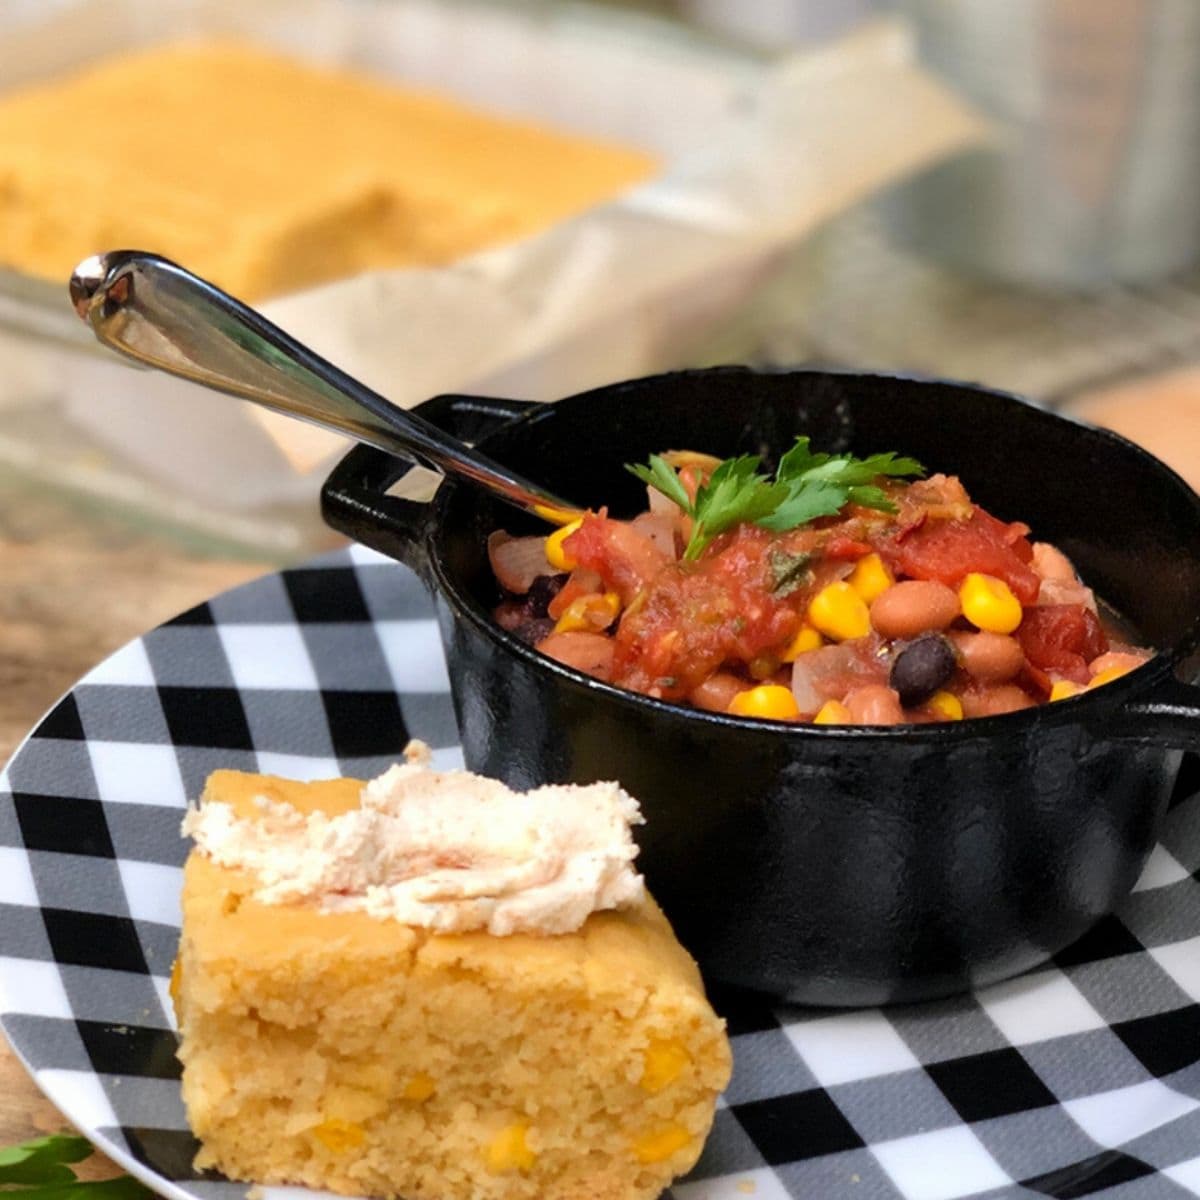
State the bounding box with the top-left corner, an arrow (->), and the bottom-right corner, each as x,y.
3,547 -> 1200,1200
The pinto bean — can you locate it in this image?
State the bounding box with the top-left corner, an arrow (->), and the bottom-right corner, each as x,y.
960,684 -> 1035,719
692,672 -> 746,713
535,632 -> 614,681
1031,541 -> 1077,582
869,581 -> 960,640
845,684 -> 905,726
949,630 -> 1025,683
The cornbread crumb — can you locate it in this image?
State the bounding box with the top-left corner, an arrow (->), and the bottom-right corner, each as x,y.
0,40 -> 656,299
175,770 -> 731,1200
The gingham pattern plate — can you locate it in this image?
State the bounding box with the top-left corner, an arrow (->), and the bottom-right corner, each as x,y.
3,546 -> 1200,1200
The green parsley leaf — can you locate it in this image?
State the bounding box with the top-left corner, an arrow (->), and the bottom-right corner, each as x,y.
4,1178 -> 155,1200
624,437 -> 924,560
0,1136 -> 152,1200
0,1137 -> 93,1185
845,484 -> 896,512
774,437 -> 830,481
776,441 -> 923,488
686,456 -> 787,560
757,480 -> 848,531
626,455 -> 693,515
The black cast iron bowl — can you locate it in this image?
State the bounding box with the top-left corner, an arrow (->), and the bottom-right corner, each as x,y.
321,368 -> 1200,1006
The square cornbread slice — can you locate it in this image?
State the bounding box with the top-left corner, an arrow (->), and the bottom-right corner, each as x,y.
0,40 -> 656,299
174,770 -> 731,1200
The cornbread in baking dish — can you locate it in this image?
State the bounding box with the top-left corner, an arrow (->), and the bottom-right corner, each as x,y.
0,40 -> 655,300
173,762 -> 731,1200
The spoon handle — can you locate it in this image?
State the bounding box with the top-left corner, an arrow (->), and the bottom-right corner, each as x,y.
68,251 -> 582,524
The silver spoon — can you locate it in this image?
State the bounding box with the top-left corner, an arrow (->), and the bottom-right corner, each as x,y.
68,251 -> 583,525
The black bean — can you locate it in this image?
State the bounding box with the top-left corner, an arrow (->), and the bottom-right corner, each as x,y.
494,599 -> 528,632
515,617 -> 555,646
526,573 -> 569,618
889,633 -> 956,708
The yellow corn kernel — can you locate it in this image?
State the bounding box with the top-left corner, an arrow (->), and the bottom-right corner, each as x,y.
927,691 -> 963,721
545,518 -> 583,571
1089,665 -> 1132,689
486,1123 -> 537,1174
554,596 -> 593,634
807,582 -> 872,642
813,700 -> 852,725
533,503 -> 584,526
780,624 -> 823,662
403,1073 -> 436,1102
727,685 -> 801,721
958,573 -> 1023,634
848,553 -> 893,604
312,1119 -> 365,1154
553,591 -> 620,634
1050,680 -> 1084,702
633,1124 -> 694,1164
640,1038 -> 691,1094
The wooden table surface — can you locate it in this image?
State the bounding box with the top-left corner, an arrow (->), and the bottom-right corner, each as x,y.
0,483 -> 272,1170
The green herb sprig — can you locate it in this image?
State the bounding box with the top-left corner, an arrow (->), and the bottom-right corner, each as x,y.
0,1135 -> 153,1200
627,438 -> 924,561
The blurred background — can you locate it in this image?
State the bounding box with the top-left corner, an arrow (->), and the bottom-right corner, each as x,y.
2,0 -> 1200,567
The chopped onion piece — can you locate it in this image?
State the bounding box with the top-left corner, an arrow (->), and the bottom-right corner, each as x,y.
631,512 -> 679,559
488,531 -> 553,595
647,486 -> 679,518
1037,577 -> 1097,613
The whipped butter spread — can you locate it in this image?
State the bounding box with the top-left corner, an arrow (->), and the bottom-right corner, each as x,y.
182,742 -> 645,936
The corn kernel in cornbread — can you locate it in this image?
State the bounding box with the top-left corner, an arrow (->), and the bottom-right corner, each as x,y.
174,770 -> 731,1200
0,40 -> 655,299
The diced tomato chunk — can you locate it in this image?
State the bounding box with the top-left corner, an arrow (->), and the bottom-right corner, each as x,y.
563,514 -> 669,605
611,524 -> 802,700
881,507 -> 1041,603
970,507 -> 1034,562
1017,604 -> 1108,682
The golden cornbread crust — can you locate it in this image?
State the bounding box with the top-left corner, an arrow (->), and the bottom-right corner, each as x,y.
174,771 -> 731,1200
0,41 -> 655,299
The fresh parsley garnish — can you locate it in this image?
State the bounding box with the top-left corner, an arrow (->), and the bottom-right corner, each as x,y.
0,1135 -> 153,1200
627,438 -> 924,560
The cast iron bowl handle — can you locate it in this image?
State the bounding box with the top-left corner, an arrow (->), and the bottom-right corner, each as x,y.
1092,674 -> 1200,752
321,394 -> 536,584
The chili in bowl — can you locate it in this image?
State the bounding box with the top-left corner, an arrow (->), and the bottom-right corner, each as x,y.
322,368 -> 1200,1005
487,446 -> 1153,726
